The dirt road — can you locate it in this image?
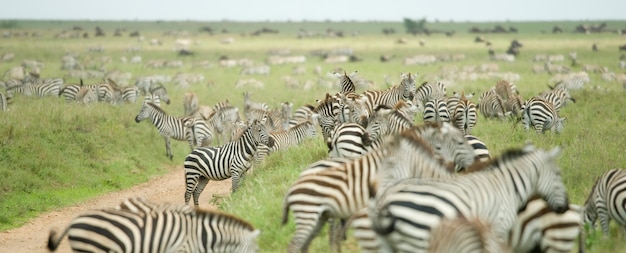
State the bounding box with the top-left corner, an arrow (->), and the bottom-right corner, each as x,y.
0,166 -> 231,253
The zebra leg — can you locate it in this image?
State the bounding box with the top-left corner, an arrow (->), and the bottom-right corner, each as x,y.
599,211 -> 611,237
231,166 -> 246,193
163,136 -> 173,160
328,218 -> 344,253
289,212 -> 328,253
192,177 -> 209,207
184,174 -> 199,205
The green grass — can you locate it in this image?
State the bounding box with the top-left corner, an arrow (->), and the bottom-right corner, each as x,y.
1,19 -> 626,252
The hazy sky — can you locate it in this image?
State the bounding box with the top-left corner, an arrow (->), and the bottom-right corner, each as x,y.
1,0 -> 624,22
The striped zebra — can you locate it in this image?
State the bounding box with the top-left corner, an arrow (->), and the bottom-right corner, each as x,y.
422,99 -> 450,124
360,72 -> 417,114
290,104 -> 316,127
364,105 -> 414,142
314,93 -> 342,149
0,92 -> 8,111
184,117 -> 214,149
144,93 -> 162,107
510,197 -> 583,253
451,94 -> 478,135
59,84 -> 82,103
478,88 -> 507,119
135,102 -> 191,160
413,80 -> 446,108
335,70 -> 358,94
47,197 -> 260,253
243,91 -> 270,117
255,119 -> 317,163
541,84 -> 575,112
149,84 -> 170,105
76,86 -> 98,105
282,127 -> 463,253
6,78 -> 63,98
208,100 -> 242,144
367,144 -> 569,253
121,86 -> 140,103
522,97 -> 565,134
328,122 -> 372,158
445,91 -> 474,116
429,216 -> 511,253
583,168 -> 626,237
183,118 -> 269,206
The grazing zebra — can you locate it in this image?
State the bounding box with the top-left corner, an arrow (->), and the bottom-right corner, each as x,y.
183,118 -> 269,206
429,216 -> 511,253
583,168 -> 626,237
451,94 -> 478,135
282,127 -> 463,253
413,80 -> 446,108
478,88 -> 507,119
522,97 -> 565,134
47,197 -> 260,253
5,78 -> 63,97
423,99 -> 450,124
328,122 -> 372,158
368,144 -> 570,253
134,102 -> 191,160
255,119 -> 317,162
541,84 -> 575,112
76,86 -> 98,105
510,197 -> 583,253
184,117 -> 214,149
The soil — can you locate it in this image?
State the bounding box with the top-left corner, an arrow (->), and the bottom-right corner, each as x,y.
0,166 -> 231,253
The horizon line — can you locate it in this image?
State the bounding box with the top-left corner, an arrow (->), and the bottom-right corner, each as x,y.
1,18 -> 625,23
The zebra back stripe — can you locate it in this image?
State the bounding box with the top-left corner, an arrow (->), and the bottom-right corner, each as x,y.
48,197 -> 260,253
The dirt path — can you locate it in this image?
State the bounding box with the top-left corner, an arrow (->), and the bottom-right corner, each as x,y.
0,166 -> 231,253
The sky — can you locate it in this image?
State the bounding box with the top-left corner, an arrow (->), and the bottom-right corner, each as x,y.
0,0 -> 624,22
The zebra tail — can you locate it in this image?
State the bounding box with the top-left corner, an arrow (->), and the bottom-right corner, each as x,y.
281,198 -> 290,226
47,226 -> 70,251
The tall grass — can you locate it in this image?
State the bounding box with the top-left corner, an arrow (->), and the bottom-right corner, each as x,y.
1,20 -> 625,252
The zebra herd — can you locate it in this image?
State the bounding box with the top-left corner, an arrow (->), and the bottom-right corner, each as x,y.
43,69 -> 626,253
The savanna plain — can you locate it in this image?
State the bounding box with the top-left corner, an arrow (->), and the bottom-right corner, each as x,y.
1,20 -> 626,252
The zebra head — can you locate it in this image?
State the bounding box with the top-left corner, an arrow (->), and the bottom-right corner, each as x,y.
400,72 -> 417,100
364,105 -> 394,142
428,122 -> 476,170
533,146 -> 569,214
251,117 -> 270,147
135,102 -> 156,123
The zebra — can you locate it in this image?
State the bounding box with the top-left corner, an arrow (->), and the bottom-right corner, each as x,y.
121,86 -> 140,103
522,97 -> 565,134
360,72 -> 417,114
328,122 -> 372,158
413,80 -> 446,108
451,94 -> 478,135
429,216 -> 511,253
59,84 -> 82,103
422,99 -> 450,124
243,91 -> 270,117
541,84 -> 575,112
583,168 -> 626,237
290,104 -> 316,127
5,78 -> 63,98
184,117 -> 214,150
144,93 -> 162,107
149,84 -> 170,105
134,102 -> 191,160
364,104 -> 414,143
75,86 -> 98,105
445,91 -> 474,117
478,88 -> 507,119
314,93 -> 342,149
282,126 -> 464,253
47,197 -> 260,253
335,70 -> 358,94
183,118 -> 269,206
510,197 -> 583,253
255,119 -> 317,162
207,100 -> 242,144
367,144 -> 570,253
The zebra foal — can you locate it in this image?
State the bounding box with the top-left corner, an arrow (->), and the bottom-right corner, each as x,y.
184,118 -> 269,207
47,197 -> 260,253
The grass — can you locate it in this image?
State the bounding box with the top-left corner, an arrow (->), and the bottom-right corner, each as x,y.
1,19 -> 626,252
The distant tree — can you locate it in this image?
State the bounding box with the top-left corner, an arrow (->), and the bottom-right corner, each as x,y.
403,17 -> 427,35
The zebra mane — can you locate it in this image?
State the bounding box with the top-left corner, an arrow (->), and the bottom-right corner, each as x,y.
465,147 -> 531,173
145,102 -> 168,115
